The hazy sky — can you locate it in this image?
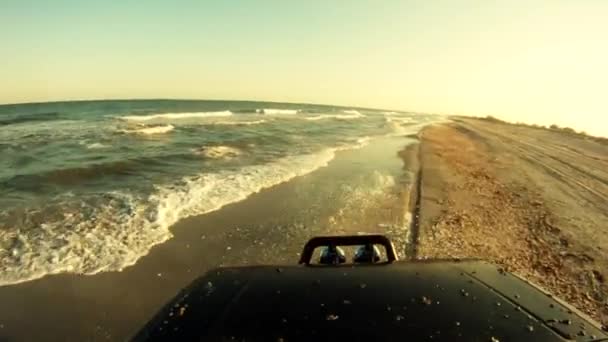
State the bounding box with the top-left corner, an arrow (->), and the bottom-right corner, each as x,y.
2,1 -> 607,136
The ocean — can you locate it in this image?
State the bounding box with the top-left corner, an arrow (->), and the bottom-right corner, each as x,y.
0,100 -> 441,286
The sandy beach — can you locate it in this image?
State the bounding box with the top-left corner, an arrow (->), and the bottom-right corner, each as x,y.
2,0 -> 606,340
416,118 -> 608,328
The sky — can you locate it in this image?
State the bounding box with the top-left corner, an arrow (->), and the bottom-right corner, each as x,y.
1,0 -> 607,136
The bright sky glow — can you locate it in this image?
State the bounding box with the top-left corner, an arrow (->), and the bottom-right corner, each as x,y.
1,0 -> 607,136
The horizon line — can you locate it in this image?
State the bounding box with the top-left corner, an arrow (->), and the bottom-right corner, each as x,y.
0,96 -> 425,115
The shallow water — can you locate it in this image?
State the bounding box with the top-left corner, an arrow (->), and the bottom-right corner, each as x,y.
0,100 -> 441,285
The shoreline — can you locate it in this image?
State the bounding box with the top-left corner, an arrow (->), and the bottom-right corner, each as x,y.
6,115 -> 605,339
397,142 -> 421,258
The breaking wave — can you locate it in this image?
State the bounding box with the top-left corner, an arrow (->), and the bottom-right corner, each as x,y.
86,143 -> 109,149
192,145 -> 243,159
304,113 -> 364,121
385,116 -> 413,124
259,109 -> 300,115
119,111 -> 233,121
211,119 -> 267,126
0,142 -> 370,286
119,124 -> 174,135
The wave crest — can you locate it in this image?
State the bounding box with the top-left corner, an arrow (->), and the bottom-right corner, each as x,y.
119,111 -> 233,121
305,113 -> 364,121
86,142 -> 109,149
0,112 -> 62,126
385,116 -> 413,124
119,124 -> 174,135
192,146 -> 243,159
0,144 -> 370,285
259,109 -> 300,115
211,119 -> 267,126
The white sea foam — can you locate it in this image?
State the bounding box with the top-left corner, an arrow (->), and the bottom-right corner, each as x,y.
0,191 -> 166,286
86,143 -> 109,149
343,110 -> 361,115
0,143 -> 370,286
304,113 -> 364,121
192,145 -> 243,159
120,124 -> 174,135
120,111 -> 233,121
260,109 -> 299,115
387,121 -> 431,137
385,116 -> 414,124
211,119 -> 267,126
326,170 -> 396,228
386,115 -> 450,137
355,136 -> 371,146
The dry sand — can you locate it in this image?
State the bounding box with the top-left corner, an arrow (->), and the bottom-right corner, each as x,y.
414,118 -> 608,328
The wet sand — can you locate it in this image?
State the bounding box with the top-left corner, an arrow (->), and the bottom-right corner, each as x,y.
0,136 -> 417,341
416,118 -> 608,328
